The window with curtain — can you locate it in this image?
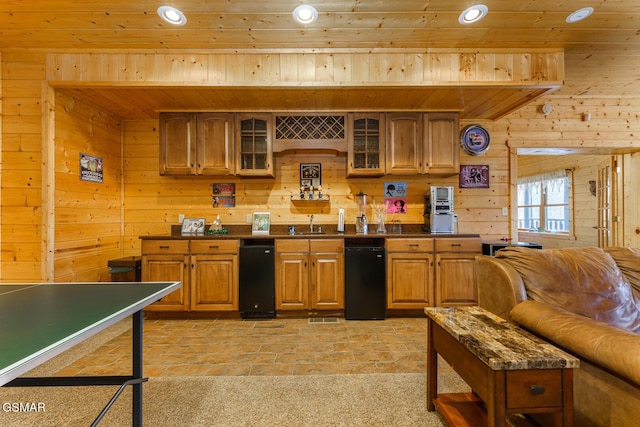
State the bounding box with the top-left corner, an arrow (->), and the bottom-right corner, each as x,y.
517,169 -> 571,233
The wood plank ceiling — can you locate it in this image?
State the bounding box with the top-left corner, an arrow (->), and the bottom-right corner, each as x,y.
1,1 -> 639,119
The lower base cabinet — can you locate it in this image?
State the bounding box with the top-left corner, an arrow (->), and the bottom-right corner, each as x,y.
142,239 -> 239,312
275,239 -> 344,311
141,240 -> 190,311
386,237 -> 481,309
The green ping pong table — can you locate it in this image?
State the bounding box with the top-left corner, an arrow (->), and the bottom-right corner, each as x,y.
0,281 -> 181,426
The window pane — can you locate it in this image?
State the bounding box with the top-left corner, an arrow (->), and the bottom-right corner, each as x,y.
546,178 -> 568,204
546,205 -> 569,232
518,207 -> 540,230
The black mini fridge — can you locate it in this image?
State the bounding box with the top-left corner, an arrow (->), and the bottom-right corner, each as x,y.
345,245 -> 386,320
239,241 -> 275,319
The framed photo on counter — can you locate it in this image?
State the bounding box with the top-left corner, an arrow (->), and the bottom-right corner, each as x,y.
252,212 -> 271,235
181,218 -> 206,234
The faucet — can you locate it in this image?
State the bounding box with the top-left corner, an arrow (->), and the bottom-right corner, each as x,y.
310,215 -> 314,233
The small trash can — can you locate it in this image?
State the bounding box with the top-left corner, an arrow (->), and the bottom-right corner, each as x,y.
108,256 -> 142,282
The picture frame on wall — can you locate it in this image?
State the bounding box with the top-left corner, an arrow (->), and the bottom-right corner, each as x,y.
459,165 -> 490,188
181,218 -> 206,235
252,212 -> 271,235
300,163 -> 321,190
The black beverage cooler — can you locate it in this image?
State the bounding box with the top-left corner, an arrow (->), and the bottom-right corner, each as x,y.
239,240 -> 275,319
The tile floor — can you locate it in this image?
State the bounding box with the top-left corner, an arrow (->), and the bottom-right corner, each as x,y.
57,316 -> 434,378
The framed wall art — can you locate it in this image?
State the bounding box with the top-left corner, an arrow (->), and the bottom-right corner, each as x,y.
459,165 -> 490,188
300,163 -> 321,190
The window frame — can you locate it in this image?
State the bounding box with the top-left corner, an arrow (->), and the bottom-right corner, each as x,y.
517,170 -> 573,235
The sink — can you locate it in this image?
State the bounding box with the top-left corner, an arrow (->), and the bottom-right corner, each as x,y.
294,231 -> 326,235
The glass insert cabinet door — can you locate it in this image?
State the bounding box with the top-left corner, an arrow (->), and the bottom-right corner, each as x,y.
347,113 -> 385,177
236,114 -> 274,177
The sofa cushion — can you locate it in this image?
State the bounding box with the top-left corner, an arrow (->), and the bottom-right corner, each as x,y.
496,247 -> 640,333
605,246 -> 640,296
511,300 -> 640,387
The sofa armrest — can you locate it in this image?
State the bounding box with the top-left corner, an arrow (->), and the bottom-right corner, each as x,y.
512,300 -> 640,387
475,255 -> 528,321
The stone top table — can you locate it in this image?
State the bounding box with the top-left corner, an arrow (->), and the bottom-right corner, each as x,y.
425,306 -> 579,427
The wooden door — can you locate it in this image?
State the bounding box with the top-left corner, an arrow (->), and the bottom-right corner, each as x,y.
424,113 -> 459,175
386,252 -> 434,309
190,254 -> 238,311
310,252 -> 344,310
435,253 -> 478,307
142,254 -> 190,311
159,112 -> 197,175
386,112 -> 422,175
197,113 -> 234,175
597,157 -> 622,247
275,253 -> 308,310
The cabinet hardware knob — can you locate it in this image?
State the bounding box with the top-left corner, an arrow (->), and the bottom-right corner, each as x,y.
451,243 -> 462,247
409,244 -> 419,247
209,245 -> 219,249
159,246 -> 170,249
530,385 -> 546,395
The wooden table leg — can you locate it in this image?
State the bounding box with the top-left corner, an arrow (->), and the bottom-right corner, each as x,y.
487,370 -> 507,427
426,318 -> 438,412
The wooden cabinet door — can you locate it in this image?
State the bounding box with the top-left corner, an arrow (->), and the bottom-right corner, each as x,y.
236,113 -> 274,177
435,253 -> 478,307
197,113 -> 234,175
191,254 -> 238,311
386,252 -> 434,309
159,112 -> 197,175
424,113 -> 459,175
347,113 -> 385,177
142,254 -> 190,311
310,252 -> 344,310
385,112 -> 423,175
275,253 -> 308,310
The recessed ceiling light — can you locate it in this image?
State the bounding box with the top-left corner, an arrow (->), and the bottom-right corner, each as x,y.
292,5 -> 318,24
566,7 -> 594,23
157,6 -> 187,26
458,4 -> 488,25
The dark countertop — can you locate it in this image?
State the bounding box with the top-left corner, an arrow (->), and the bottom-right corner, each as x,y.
139,224 -> 481,240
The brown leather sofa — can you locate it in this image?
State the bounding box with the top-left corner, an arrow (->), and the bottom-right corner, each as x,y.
476,246 -> 640,427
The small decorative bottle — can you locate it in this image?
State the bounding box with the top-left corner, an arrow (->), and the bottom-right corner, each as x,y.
308,185 -> 314,200
317,185 -> 323,200
300,186 -> 305,200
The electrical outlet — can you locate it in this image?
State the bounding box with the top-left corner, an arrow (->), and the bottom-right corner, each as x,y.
246,214 -> 252,223
502,207 -> 509,217
178,214 -> 185,223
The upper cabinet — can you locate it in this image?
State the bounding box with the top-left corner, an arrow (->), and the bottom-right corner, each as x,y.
347,113 -> 385,177
386,112 -> 460,176
235,113 -> 274,178
424,113 -> 460,175
159,112 -> 234,176
160,112 -> 197,175
385,113 -> 423,175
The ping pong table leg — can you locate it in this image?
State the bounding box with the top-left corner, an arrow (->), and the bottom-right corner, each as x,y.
132,310 -> 143,427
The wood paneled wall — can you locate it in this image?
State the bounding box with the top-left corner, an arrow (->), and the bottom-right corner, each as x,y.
0,52 -> 46,282
122,119 -> 509,254
52,90 -> 123,281
1,50 -> 639,282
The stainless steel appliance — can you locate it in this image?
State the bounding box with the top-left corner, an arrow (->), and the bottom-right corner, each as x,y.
424,186 -> 456,233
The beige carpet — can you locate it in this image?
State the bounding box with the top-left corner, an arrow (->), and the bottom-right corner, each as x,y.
1,372 -> 539,427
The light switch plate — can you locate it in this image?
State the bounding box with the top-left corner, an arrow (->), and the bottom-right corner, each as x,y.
502,207 -> 509,217
246,214 -> 252,223
178,214 -> 185,223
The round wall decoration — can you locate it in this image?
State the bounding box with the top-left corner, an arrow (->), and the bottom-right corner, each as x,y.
459,124 -> 491,156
